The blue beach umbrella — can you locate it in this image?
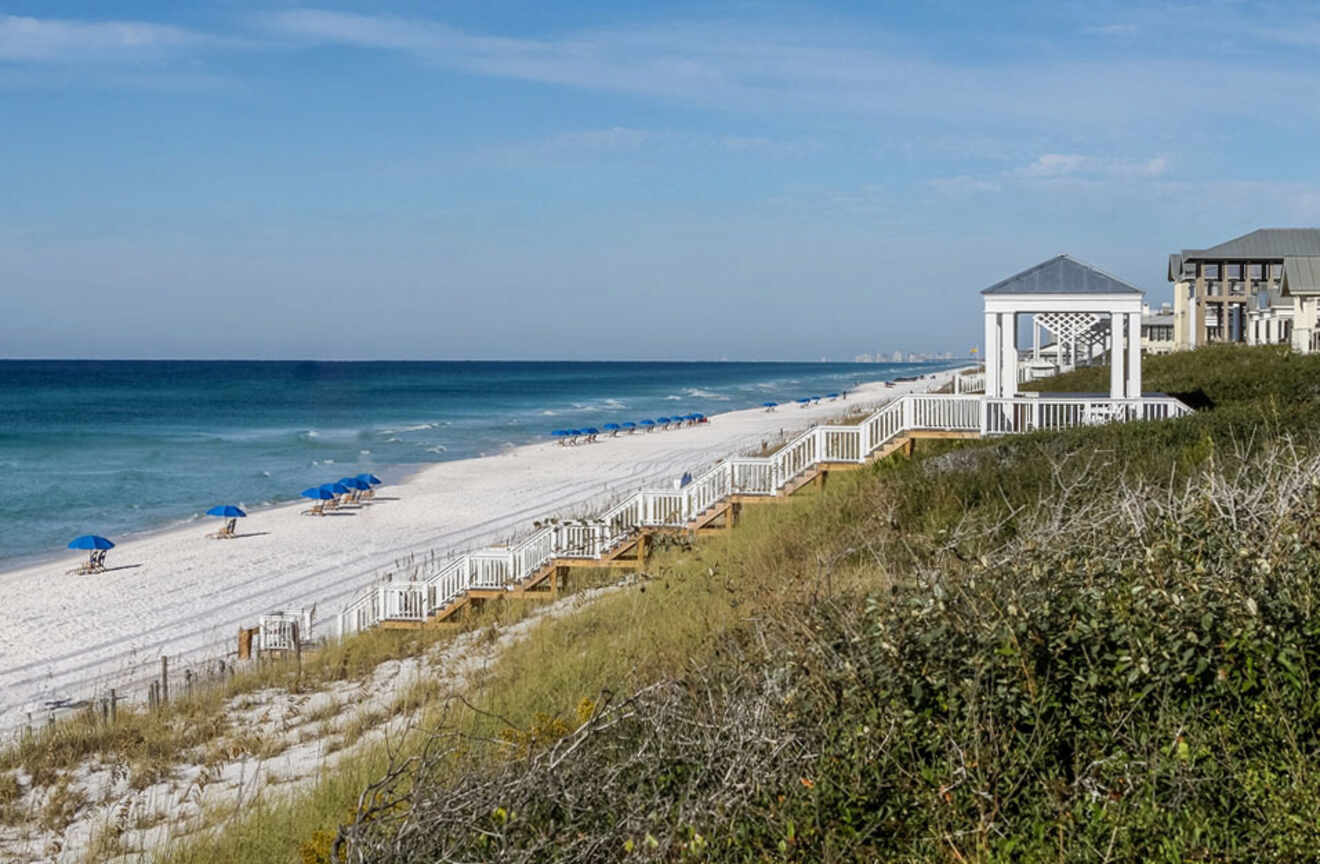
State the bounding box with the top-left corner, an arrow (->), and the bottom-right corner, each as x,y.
826,393 -> 839,399
569,428 -> 584,436
302,487 -> 334,500
68,535 -> 114,551
656,416 -> 672,424
322,482 -> 350,496
622,421 -> 636,429
691,413 -> 705,421
206,505 -> 246,519
339,476 -> 371,491
603,423 -> 620,431
762,401 -> 778,409
552,429 -> 567,437
796,397 -> 811,404
583,427 -> 600,436
357,473 -> 383,486
639,419 -> 655,427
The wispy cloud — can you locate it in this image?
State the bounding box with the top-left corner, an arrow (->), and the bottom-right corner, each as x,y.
0,14 -> 208,63
257,8 -> 1320,144
1021,153 -> 1168,179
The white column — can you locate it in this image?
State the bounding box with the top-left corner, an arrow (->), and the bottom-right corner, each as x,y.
1001,312 -> 1018,398
1126,311 -> 1142,398
984,312 -> 1000,398
1109,312 -> 1125,399
1032,318 -> 1041,361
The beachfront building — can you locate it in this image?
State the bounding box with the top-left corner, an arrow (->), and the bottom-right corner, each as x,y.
1247,286 -> 1295,348
983,255 -> 1144,400
1168,228 -> 1318,351
1142,302 -> 1176,355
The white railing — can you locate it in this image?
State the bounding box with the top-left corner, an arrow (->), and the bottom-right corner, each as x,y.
982,396 -> 1193,436
335,391 -> 1192,635
258,613 -> 301,652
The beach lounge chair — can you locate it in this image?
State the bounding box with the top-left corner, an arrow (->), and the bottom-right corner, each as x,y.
302,502 -> 325,516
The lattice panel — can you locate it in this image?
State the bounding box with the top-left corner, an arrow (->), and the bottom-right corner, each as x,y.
1036,312 -> 1107,345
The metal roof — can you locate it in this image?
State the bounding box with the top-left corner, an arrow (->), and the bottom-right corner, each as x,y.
1167,253 -> 1184,281
1180,228 -> 1320,262
1143,313 -> 1174,326
1280,256 -> 1320,296
982,254 -> 1142,295
1263,285 -> 1295,309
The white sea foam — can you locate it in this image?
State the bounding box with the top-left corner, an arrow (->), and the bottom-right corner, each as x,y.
541,410 -> 557,416
301,430 -> 319,439
424,445 -> 448,454
664,395 -> 682,400
684,388 -> 729,400
360,450 -> 371,455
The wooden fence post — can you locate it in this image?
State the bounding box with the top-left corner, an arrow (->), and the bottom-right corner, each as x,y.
160,656 -> 169,705
109,689 -> 118,724
293,623 -> 302,684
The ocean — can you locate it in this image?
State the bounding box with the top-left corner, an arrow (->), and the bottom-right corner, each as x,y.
0,359 -> 958,566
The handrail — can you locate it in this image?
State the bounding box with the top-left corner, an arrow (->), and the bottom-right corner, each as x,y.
335,392 -> 1190,635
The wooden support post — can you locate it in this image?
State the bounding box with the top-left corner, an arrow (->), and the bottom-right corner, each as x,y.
904,437 -> 915,458
160,656 -> 169,705
100,698 -> 109,724
185,669 -> 193,698
109,689 -> 118,724
636,534 -> 648,572
293,623 -> 303,684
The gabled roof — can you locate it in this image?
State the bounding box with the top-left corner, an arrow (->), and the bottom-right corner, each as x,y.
1181,228 -> 1320,261
982,254 -> 1142,296
1279,256 -> 1320,297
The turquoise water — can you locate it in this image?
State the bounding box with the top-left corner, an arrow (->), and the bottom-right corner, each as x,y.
0,360 -> 956,565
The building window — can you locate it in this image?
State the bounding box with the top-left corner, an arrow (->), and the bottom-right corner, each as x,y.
1250,263 -> 1263,279
1228,263 -> 1243,280
1204,264 -> 1220,279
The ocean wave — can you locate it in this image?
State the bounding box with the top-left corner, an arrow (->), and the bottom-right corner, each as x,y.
379,423 -> 436,435
360,449 -> 371,455
601,398 -> 628,409
684,388 -> 730,400
664,395 -> 682,400
424,445 -> 448,454
541,410 -> 557,416
300,430 -> 319,440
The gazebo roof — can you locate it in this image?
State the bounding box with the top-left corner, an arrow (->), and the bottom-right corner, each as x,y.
982,254 -> 1142,296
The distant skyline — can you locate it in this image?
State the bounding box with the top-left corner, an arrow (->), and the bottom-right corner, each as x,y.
4,2 -> 1320,360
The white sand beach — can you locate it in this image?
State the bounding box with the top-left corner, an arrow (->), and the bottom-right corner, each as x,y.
0,372 -> 958,730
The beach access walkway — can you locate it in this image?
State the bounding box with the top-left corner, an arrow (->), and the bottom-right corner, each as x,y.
331,390 -> 1192,637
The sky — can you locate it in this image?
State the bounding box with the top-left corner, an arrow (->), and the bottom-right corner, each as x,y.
3,1 -> 1320,361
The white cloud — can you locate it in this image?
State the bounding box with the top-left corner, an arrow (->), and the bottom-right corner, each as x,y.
1021,153 -> 1168,179
0,14 -> 206,62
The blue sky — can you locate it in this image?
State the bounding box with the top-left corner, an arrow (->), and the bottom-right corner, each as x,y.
3,1 -> 1320,360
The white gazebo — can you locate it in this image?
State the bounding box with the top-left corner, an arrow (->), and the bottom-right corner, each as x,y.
982,255 -> 1144,400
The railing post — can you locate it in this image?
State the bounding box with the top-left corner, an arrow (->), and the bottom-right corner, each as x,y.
902,396 -> 914,431
979,398 -> 988,435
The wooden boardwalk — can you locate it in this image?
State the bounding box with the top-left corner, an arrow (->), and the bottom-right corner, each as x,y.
331,393 -> 1191,636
